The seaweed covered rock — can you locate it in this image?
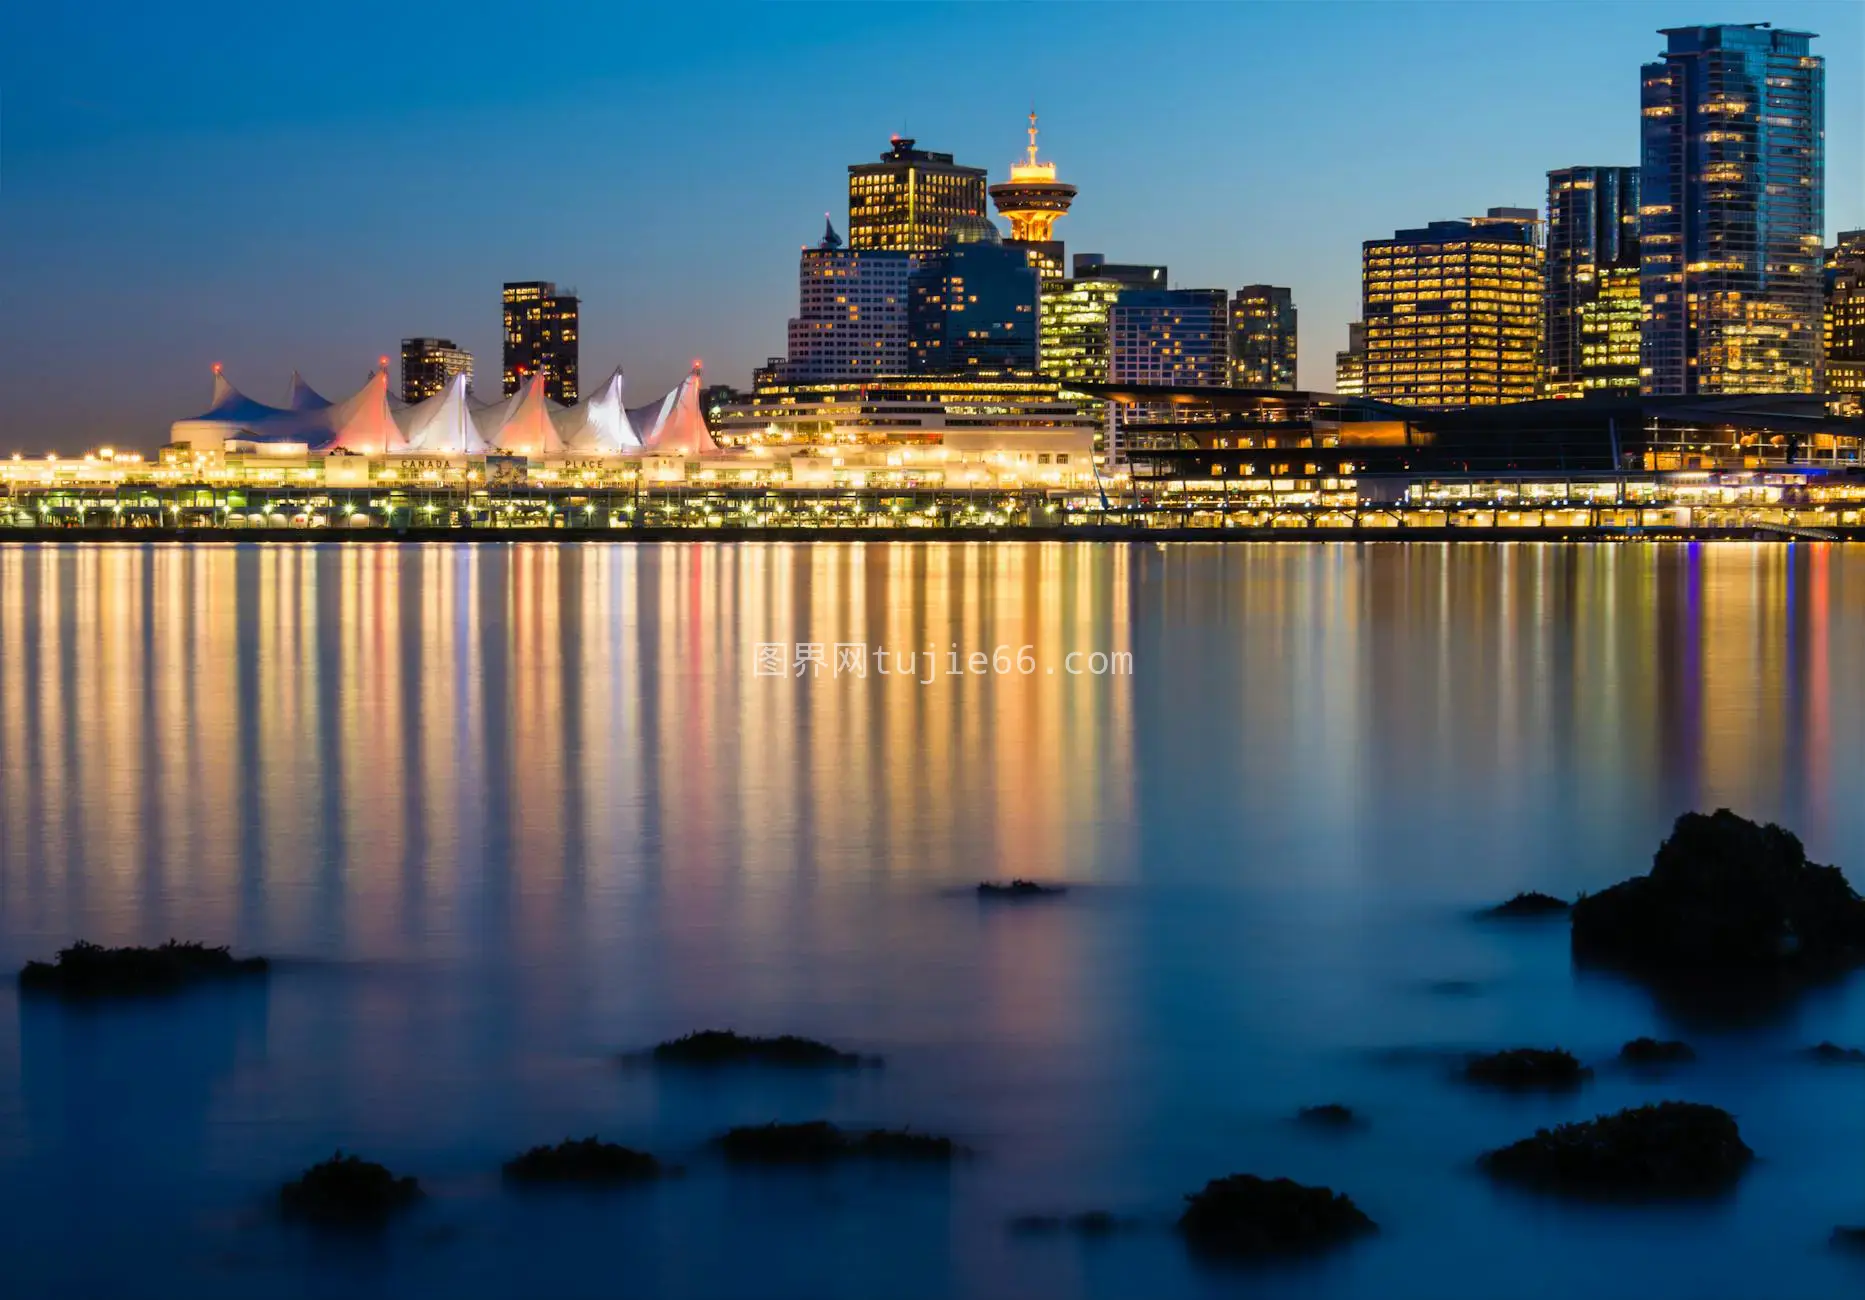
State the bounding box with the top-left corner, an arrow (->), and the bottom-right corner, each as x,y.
1483,892 -> 1571,918
19,940 -> 268,997
1178,1174 -> 1376,1259
977,879 -> 1066,899
1295,1103 -> 1359,1129
1480,1102 -> 1753,1198
647,1030 -> 873,1068
1619,1037 -> 1697,1066
1571,810 -> 1865,976
502,1137 -> 663,1185
1463,1047 -> 1592,1090
279,1151 -> 422,1228
717,1121 -> 960,1165
1803,1041 -> 1865,1065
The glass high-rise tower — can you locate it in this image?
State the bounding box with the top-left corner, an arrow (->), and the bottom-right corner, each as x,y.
1544,167 -> 1641,397
1639,24 -> 1825,395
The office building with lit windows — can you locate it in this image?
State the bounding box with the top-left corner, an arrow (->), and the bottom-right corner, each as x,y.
1362,210 -> 1542,409
1038,254 -> 1167,388
1639,24 -> 1825,396
502,281 -> 579,403
399,337 -> 474,405
779,218 -> 914,382
1823,231 -> 1865,397
848,137 -> 989,254
1229,286 -> 1297,390
907,218 -> 1040,376
1545,167 -> 1641,396
1335,321 -> 1367,397
1107,288 -> 1228,456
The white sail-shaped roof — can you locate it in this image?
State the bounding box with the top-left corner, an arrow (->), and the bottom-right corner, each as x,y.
326,369 -> 407,456
287,371 -> 331,410
555,367 -> 639,453
488,372 -> 565,457
396,373 -> 487,454
640,366 -> 718,455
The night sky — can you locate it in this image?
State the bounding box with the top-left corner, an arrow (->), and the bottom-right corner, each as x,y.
2,0 -> 1860,453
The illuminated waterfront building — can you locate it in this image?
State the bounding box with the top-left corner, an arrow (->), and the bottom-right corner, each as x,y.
711,376 -> 1096,446
1039,254 -> 1168,388
908,218 -> 1040,376
1825,231 -> 1865,396
779,217 -> 914,381
502,281 -> 580,403
1108,289 -> 1229,456
1545,167 -> 1641,396
848,136 -> 988,253
1335,321 -> 1367,397
1639,24 -> 1825,396
1229,286 -> 1297,390
399,338 -> 474,405
1362,210 -> 1542,409
988,112 -> 1077,281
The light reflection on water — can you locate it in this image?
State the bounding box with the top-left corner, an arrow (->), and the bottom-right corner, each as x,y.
0,541 -> 1861,1300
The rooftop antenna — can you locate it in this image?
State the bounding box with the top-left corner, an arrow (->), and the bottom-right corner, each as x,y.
1026,106 -> 1040,168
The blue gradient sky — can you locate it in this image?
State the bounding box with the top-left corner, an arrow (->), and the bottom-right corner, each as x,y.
2,1 -> 1860,451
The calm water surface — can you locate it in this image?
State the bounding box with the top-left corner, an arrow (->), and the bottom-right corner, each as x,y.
0,541 -> 1862,1300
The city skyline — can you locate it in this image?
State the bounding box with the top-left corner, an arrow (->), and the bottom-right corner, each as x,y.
3,1 -> 1862,452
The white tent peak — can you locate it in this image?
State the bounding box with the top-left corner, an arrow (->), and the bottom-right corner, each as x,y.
489,372 -> 565,457
396,372 -> 487,455
639,367 -> 718,455
287,371 -> 331,410
327,369 -> 407,456
556,366 -> 638,453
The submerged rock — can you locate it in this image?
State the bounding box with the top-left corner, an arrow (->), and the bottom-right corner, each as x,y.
502,1137 -> 663,1185
279,1151 -> 422,1228
1009,1210 -> 1136,1236
1834,1226 -> 1865,1252
1480,1102 -> 1753,1198
1803,1041 -> 1865,1065
1619,1037 -> 1697,1066
1295,1103 -> 1359,1129
1571,810 -> 1865,977
1178,1174 -> 1376,1260
1483,891 -> 1571,918
977,879 -> 1066,899
18,940 -> 268,997
717,1121 -> 961,1165
1463,1047 -> 1592,1090
647,1029 -> 874,1068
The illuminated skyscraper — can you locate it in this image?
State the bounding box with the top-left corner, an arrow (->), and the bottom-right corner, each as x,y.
848,137 -> 988,253
1109,289 -> 1229,389
502,281 -> 579,402
1827,231 -> 1865,396
1545,167 -> 1641,396
1639,24 -> 1825,395
400,337 -> 474,404
1039,254 -> 1167,388
1334,321 -> 1367,397
780,217 -> 914,382
1362,210 -> 1542,409
1228,286 -> 1297,390
989,112 -> 1077,280
908,218 -> 1040,376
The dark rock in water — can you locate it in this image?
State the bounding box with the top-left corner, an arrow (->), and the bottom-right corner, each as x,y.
977,879 -> 1066,899
1296,1103 -> 1359,1129
1480,1102 -> 1753,1198
1009,1210 -> 1133,1237
1571,810 -> 1865,977
1619,1037 -> 1697,1066
1803,1041 -> 1865,1065
1483,891 -> 1571,918
1834,1226 -> 1865,1252
19,940 -> 268,997
1178,1174 -> 1376,1259
279,1151 -> 422,1228
502,1137 -> 663,1185
1463,1047 -> 1592,1090
647,1029 -> 873,1068
1425,978 -> 1486,997
717,1121 -> 961,1165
